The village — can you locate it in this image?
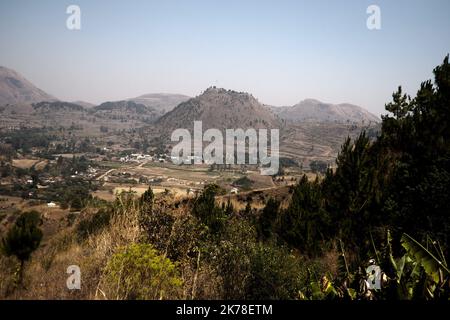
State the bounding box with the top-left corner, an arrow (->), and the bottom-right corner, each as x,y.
1,145 -> 299,215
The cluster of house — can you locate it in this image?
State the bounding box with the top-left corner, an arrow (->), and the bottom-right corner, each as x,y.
69,166 -> 99,179
119,153 -> 168,163
118,153 -> 220,165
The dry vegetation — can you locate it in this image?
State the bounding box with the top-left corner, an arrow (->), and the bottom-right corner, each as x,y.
0,187 -> 340,300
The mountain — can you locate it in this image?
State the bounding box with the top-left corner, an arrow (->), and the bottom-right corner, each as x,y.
93,100 -> 161,123
94,100 -> 152,113
71,100 -> 95,108
32,101 -> 85,113
128,93 -> 190,114
271,99 -> 380,124
155,87 -> 280,135
0,66 -> 56,106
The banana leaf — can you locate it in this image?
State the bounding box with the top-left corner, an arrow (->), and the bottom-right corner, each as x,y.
401,233 -> 450,283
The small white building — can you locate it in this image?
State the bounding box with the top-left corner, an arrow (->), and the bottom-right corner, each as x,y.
230,187 -> 239,194
47,202 -> 57,208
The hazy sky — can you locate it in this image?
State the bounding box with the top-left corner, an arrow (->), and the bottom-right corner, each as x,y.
1,0 -> 449,116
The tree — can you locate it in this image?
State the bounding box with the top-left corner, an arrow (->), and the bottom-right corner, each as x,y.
321,132 -> 385,250
1,211 -> 43,283
378,56 -> 450,248
243,201 -> 252,216
258,198 -> 279,240
279,176 -> 330,256
140,186 -> 154,206
224,198 -> 234,216
192,184 -> 227,233
310,160 -> 328,174
70,196 -> 83,211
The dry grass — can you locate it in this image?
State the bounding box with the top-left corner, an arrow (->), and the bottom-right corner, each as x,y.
0,195 -> 144,300
0,186 -> 316,300
11,159 -> 40,169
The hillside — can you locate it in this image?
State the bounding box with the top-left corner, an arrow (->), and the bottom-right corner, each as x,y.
272,99 -> 380,124
93,100 -> 161,123
71,100 -> 95,109
128,93 -> 190,114
155,87 -> 280,135
0,66 -> 56,106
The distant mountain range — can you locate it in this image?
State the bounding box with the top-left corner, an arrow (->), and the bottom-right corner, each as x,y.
0,66 -> 56,105
0,67 -> 381,164
0,66 -> 380,125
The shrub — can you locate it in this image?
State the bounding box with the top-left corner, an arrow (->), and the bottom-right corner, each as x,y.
76,209 -> 112,241
101,243 -> 182,300
233,176 -> 253,190
245,243 -> 304,300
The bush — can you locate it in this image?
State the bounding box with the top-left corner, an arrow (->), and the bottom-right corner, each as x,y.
75,209 -> 112,241
245,243 -> 304,300
101,243 -> 182,300
211,219 -> 256,299
210,219 -> 304,299
233,176 -> 253,190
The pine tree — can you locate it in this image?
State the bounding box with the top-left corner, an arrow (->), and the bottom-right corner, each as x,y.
1,211 -> 43,283
259,198 -> 279,240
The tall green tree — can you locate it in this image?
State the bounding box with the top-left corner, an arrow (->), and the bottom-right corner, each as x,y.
1,211 -> 43,283
279,176 -> 329,255
258,198 -> 279,240
192,184 -> 226,234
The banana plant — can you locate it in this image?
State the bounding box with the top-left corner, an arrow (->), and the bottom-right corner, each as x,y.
300,232 -> 449,300
401,233 -> 449,283
400,233 -> 449,299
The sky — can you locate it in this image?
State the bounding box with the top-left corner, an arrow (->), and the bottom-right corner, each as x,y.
1,0 -> 449,116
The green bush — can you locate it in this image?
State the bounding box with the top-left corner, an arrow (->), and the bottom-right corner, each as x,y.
245,243 -> 304,300
210,219 -> 304,300
102,243 -> 182,300
75,209 -> 112,240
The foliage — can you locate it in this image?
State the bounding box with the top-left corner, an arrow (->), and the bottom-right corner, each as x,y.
102,243 -> 182,300
279,176 -> 330,255
209,218 -> 304,299
245,242 -> 304,299
258,198 -> 279,240
400,233 -> 449,284
310,160 -> 328,174
192,184 -> 227,233
233,176 -> 253,190
140,186 -> 154,207
283,56 -> 450,260
300,232 -> 450,300
76,208 -> 112,241
1,211 -> 43,263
